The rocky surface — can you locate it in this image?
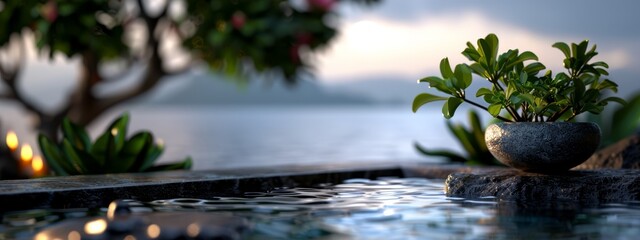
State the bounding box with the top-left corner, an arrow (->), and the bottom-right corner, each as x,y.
575,133 -> 640,170
445,169 -> 640,205
0,162 -> 414,212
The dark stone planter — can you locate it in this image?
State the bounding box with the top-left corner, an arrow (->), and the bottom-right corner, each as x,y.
485,122 -> 601,173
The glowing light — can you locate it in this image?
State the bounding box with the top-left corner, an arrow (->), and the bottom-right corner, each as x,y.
107,201 -> 117,220
186,223 -> 201,237
147,224 -> 161,238
68,231 -> 81,240
34,232 -> 49,240
6,131 -> 18,151
123,235 -> 136,240
20,144 -> 33,162
32,156 -> 44,172
111,128 -> 118,136
84,219 -> 107,235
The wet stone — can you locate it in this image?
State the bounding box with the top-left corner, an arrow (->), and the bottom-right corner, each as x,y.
445,169 -> 640,205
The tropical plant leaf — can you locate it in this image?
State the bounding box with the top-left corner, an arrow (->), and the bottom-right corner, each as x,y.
442,97 -> 463,119
38,134 -> 71,176
412,93 -> 447,112
62,139 -> 90,174
61,118 -> 91,151
552,42 -> 571,58
144,157 -> 192,172
454,64 -> 472,89
439,58 -> 454,79
414,142 -> 467,163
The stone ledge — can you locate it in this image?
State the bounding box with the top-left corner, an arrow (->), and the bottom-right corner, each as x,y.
445,169 -> 640,205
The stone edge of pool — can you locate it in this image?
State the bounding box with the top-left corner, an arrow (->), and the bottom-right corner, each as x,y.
2,163 -> 639,212
0,163 -> 472,212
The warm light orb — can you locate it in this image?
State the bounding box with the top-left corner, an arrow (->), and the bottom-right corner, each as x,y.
68,231 -> 82,240
147,224 -> 161,238
20,144 -> 33,162
32,156 -> 44,172
34,232 -> 49,240
111,128 -> 118,136
84,219 -> 107,235
186,223 -> 201,237
6,131 -> 18,151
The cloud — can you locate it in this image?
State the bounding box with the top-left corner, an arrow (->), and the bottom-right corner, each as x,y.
316,11 -> 634,82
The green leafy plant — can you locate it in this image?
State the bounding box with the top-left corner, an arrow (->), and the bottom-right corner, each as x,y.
582,92 -> 640,147
415,110 -> 500,166
412,33 -> 625,121
38,113 -> 192,176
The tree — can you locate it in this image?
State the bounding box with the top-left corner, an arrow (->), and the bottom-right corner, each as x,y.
0,0 -> 378,138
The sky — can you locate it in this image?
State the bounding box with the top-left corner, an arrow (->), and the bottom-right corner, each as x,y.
5,0 -> 640,107
317,0 -> 640,90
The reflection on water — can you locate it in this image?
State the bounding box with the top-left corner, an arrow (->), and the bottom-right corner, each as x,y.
3,178 -> 640,239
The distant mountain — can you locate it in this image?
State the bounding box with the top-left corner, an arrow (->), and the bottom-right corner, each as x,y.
323,68 -> 640,105
142,72 -> 373,105
137,68 -> 640,106
324,75 -> 423,105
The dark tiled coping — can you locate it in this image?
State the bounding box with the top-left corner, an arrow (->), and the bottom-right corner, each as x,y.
0,163 -> 473,212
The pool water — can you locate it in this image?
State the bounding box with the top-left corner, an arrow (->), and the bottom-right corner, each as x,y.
2,178 -> 640,239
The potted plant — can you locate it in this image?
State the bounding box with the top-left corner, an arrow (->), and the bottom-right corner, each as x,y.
412,33 -> 625,173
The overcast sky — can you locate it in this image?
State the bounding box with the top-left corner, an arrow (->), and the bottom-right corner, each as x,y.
7,0 -> 640,108
318,0 -> 640,89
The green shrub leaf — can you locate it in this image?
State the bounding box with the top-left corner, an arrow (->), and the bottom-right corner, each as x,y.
412,93 -> 447,112
439,58 -> 454,79
442,97 -> 463,119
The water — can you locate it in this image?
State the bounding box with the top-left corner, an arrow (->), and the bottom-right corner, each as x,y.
86,105 -> 465,170
3,178 -> 640,239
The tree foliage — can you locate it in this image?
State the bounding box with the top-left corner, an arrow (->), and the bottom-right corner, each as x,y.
0,0 -> 379,137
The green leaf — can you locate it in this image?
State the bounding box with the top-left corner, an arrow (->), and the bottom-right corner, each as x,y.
468,63 -> 488,78
517,51 -> 539,62
112,132 -> 152,173
90,131 -> 114,167
573,78 -> 586,104
601,96 -> 627,105
418,76 -> 453,94
442,97 -> 463,119
468,110 -> 487,150
412,93 -> 447,112
139,143 -> 164,171
439,58 -> 454,79
446,122 -> 477,156
61,118 -> 92,151
462,42 -> 481,62
454,64 -> 472,89
145,157 -> 192,172
482,33 -> 499,65
414,142 -> 467,163
62,139 -> 90,174
107,112 -> 130,153
38,134 -> 70,176
611,95 -> 640,141
591,61 -> 609,68
476,88 -> 493,97
523,62 -> 546,74
488,104 -> 502,117
552,42 -> 571,58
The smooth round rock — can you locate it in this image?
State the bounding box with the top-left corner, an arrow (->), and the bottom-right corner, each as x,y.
485,122 -> 601,173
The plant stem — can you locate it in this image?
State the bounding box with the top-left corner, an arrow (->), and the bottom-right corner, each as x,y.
547,106 -> 570,122
462,98 -> 513,122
